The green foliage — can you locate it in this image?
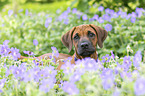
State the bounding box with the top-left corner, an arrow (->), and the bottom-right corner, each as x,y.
72,0 -> 145,12
0,5 -> 145,57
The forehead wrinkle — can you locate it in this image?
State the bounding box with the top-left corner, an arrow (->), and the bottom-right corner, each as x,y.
74,25 -> 93,36
82,26 -> 92,36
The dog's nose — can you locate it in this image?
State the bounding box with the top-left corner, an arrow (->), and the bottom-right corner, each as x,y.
81,42 -> 89,49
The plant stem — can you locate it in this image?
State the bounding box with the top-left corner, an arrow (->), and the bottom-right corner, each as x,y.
15,80 -> 18,96
1,89 -> 8,96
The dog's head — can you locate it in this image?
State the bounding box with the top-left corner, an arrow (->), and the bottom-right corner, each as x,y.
61,24 -> 108,58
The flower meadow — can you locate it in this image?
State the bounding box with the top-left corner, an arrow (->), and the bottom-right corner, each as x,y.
0,6 -> 145,57
0,5 -> 145,96
0,40 -> 145,96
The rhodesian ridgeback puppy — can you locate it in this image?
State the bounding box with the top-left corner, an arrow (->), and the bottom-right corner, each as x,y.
56,24 -> 108,70
19,24 -> 108,70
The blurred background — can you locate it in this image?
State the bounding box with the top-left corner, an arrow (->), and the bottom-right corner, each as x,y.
0,0 -> 145,58
1,0 -> 145,13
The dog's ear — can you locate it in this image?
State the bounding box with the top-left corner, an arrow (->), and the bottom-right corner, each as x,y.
89,24 -> 108,48
61,27 -> 76,52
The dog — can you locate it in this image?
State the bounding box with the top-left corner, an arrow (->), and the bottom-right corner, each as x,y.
56,24 -> 108,70
19,24 -> 108,70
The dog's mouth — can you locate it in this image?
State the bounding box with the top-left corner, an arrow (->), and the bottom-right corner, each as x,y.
78,49 -> 95,57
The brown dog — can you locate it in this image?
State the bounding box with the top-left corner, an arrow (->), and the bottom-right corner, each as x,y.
56,24 -> 108,70
19,24 -> 108,70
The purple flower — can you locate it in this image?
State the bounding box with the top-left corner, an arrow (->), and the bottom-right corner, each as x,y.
0,45 -> 10,57
105,24 -> 112,31
39,79 -> 54,93
102,76 -> 114,90
75,59 -> 87,74
135,7 -> 143,13
111,51 -> 115,59
105,8 -> 111,14
70,72 -> 82,83
45,17 -> 52,28
98,6 -> 104,11
11,66 -> 24,79
64,19 -> 69,25
120,71 -> 132,80
133,51 -> 142,68
56,9 -> 61,14
134,77 -> 145,95
51,46 -> 59,58
93,14 -> 99,20
130,17 -> 136,23
22,69 -> 35,82
136,7 -> 143,17
101,68 -> 114,78
82,14 -> 88,21
61,62 -> 74,75
67,7 -> 71,13
9,47 -> 20,60
84,58 -> 98,71
0,40 -> 10,57
0,78 -> 6,93
132,70 -> 139,78
58,11 -> 68,21
113,88 -> 120,96
72,8 -> 77,14
137,11 -> 142,18
45,65 -> 57,79
120,12 -> 127,18
58,15 -> 63,21
38,69 -> 48,79
5,65 -> 16,77
3,40 -> 9,45
89,18 -> 94,22
102,14 -> 111,22
2,24 -> 5,27
117,10 -> 123,15
114,63 -> 123,75
32,67 -> 41,82
33,39 -> 38,46
102,54 -> 111,63
123,56 -> 132,71
62,81 -> 79,95
25,9 -> 29,16
126,13 -> 131,20
76,11 -> 83,19
8,10 -> 13,17
101,68 -> 115,89
38,66 -> 57,81
18,9 -> 23,13
98,17 -> 104,23
23,50 -> 34,56
108,9 -> 115,15
131,12 -> 137,18
111,12 -> 119,18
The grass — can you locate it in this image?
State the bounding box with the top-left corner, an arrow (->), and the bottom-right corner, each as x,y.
20,1 -> 71,13
0,0 -> 71,14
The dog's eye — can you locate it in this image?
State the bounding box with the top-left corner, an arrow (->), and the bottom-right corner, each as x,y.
74,34 -> 80,40
88,31 -> 95,37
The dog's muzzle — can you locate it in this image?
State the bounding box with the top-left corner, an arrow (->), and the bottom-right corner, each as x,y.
77,41 -> 95,57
